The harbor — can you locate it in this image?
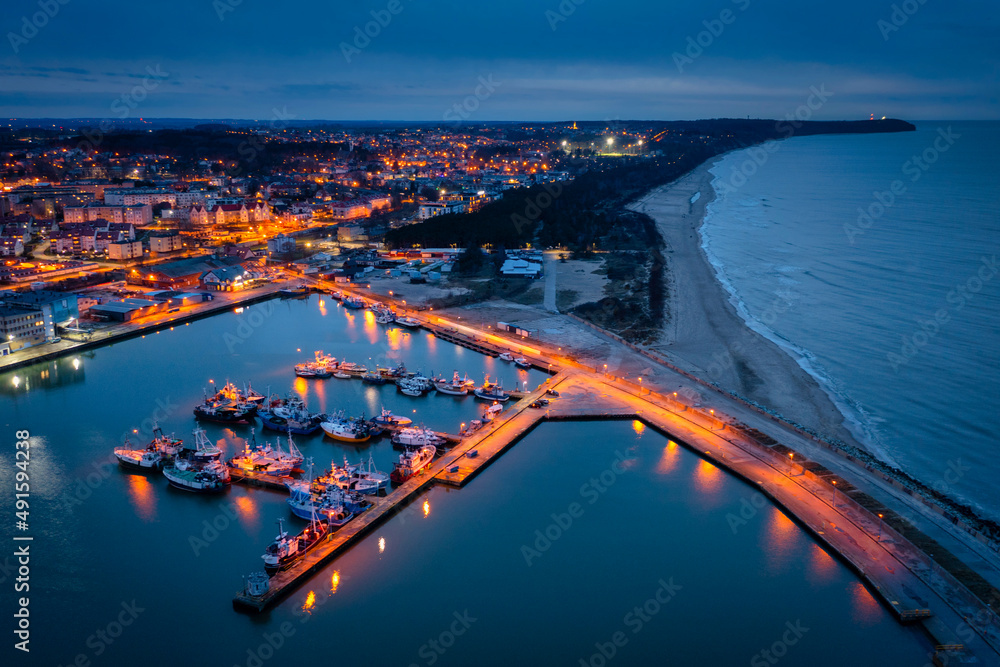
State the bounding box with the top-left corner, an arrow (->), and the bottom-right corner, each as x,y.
229,361 -> 1000,665
3,287 -> 995,665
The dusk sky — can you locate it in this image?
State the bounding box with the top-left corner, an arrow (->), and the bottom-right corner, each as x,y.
2,0 -> 998,120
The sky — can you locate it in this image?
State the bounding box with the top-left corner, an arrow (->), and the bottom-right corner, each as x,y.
1,0 -> 997,121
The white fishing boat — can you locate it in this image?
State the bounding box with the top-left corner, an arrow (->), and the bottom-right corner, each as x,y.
395,316 -> 420,328
189,428 -> 222,461
498,352 -> 514,362
391,426 -> 445,448
114,436 -> 164,471
434,371 -> 469,396
372,407 -> 413,427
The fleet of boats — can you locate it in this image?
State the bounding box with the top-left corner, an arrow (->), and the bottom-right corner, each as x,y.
111,313 -> 545,577
227,429 -> 304,475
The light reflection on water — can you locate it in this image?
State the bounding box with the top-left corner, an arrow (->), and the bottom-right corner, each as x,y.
655,440 -> 680,475
124,473 -> 156,522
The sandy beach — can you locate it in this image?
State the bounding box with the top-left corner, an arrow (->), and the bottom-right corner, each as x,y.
629,158 -> 864,448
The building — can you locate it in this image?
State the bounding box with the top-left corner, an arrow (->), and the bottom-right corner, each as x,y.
63,203 -> 152,226
108,240 -> 144,260
149,232 -> 183,253
131,256 -> 242,290
103,188 -> 177,206
0,236 -> 25,257
189,203 -> 251,226
0,306 -> 46,351
418,202 -> 466,220
200,265 -> 254,291
500,258 -> 542,278
337,225 -> 365,243
266,234 -> 296,256
0,290 -> 80,340
330,201 -> 371,220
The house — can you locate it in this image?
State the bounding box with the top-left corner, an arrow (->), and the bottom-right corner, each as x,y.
63,203 -> 152,226
500,258 -> 542,278
93,230 -> 120,254
108,240 -> 144,260
267,234 -> 296,256
0,236 -> 25,257
200,265 -> 254,291
149,232 -> 183,253
330,201 -> 371,220
418,202 -> 465,220
213,203 -> 250,225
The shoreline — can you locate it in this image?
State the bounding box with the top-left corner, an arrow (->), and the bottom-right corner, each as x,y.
629,156 -> 870,453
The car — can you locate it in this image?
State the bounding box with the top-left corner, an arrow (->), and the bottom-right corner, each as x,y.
528,401 -> 544,409
545,389 -> 560,397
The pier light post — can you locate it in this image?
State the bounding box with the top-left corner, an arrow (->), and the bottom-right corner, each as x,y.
877,513 -> 884,542
831,480 -> 838,508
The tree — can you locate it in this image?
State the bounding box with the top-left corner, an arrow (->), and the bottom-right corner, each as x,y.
456,245 -> 486,274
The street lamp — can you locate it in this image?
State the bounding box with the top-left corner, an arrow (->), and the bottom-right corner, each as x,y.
831,480 -> 838,507
877,513 -> 884,542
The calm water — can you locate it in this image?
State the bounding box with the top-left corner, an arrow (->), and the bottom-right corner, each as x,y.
0,298 -> 931,664
703,122 -> 1000,520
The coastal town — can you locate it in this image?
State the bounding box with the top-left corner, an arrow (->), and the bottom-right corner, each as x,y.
0,119 -> 648,357
4,118 -> 999,666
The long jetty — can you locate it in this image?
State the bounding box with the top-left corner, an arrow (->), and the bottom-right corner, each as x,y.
233,360 -> 1000,664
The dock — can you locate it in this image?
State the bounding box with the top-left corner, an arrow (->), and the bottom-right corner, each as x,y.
424,328 -> 499,357
233,368 -> 1000,662
232,379 -> 554,612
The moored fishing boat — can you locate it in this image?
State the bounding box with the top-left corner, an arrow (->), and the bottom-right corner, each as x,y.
194,386 -> 257,422
343,295 -> 365,309
259,396 -> 323,435
315,454 -> 390,495
395,315 -> 420,328
371,407 -> 413,427
114,436 -> 165,471
163,458 -> 230,493
212,380 -> 266,405
188,427 -> 222,461
320,415 -> 374,443
261,515 -> 329,574
474,377 -> 510,402
336,361 -> 368,377
397,378 -> 425,397
391,425 -> 445,448
514,357 -> 532,369
390,444 -> 436,484
498,351 -> 514,362
361,371 -> 388,385
434,370 -> 469,396
149,423 -> 184,457
228,429 -> 303,475
287,483 -> 355,526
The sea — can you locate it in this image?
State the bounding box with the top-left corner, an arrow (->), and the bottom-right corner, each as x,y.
0,296 -> 932,664
702,121 -> 1000,521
